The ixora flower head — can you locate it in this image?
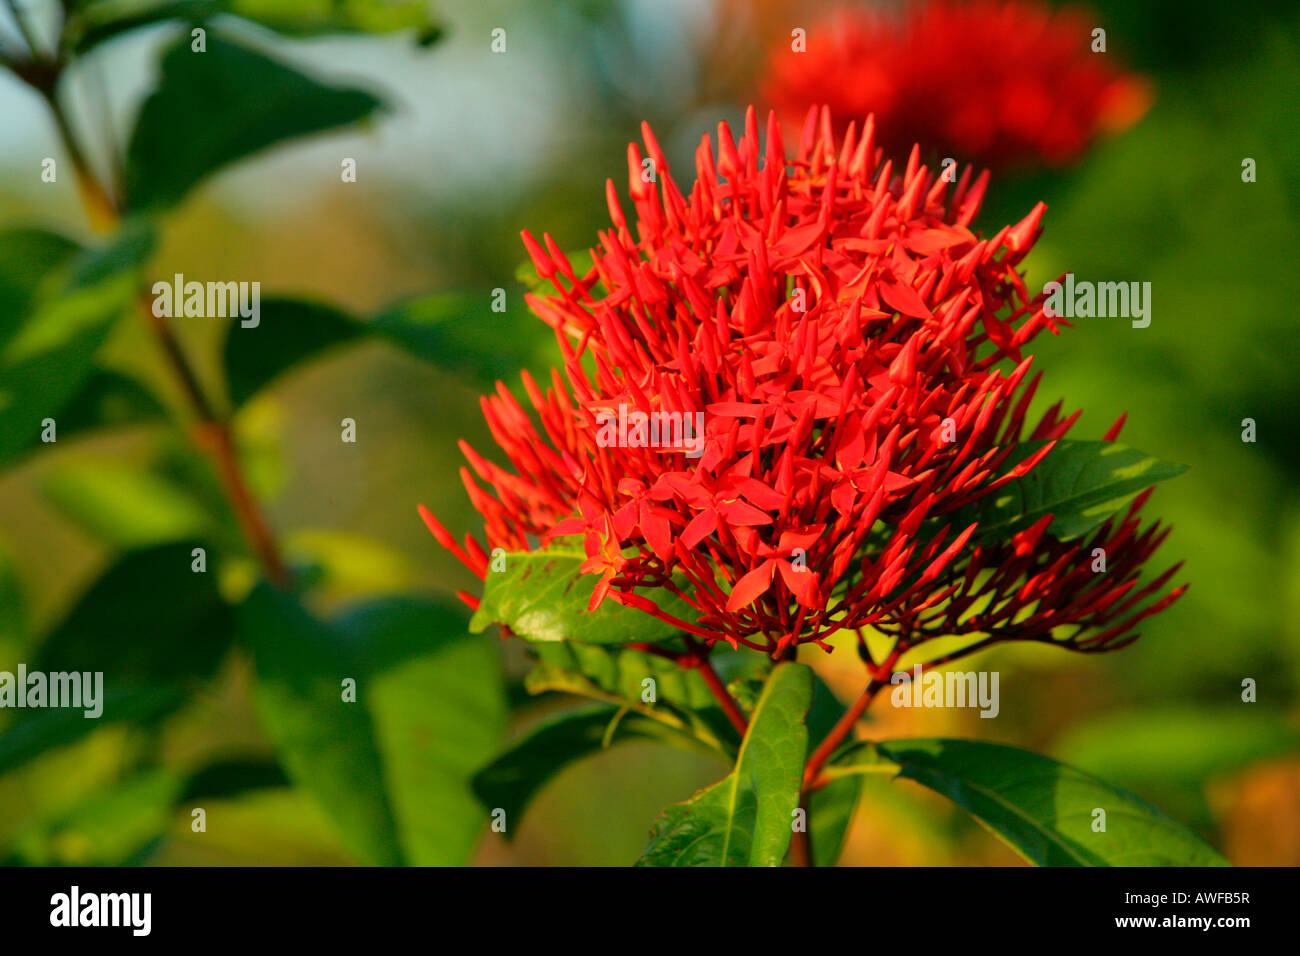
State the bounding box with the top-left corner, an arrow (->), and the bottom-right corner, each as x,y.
762,0 -> 1152,169
421,105 -> 1185,668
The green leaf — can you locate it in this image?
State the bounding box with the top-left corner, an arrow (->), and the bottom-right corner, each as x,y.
471,704 -> 715,833
960,440 -> 1187,541
0,685 -> 185,777
371,292 -> 554,388
240,588 -> 506,865
0,229 -> 80,345
471,542 -> 696,645
124,31 -> 383,212
0,225 -> 162,464
223,298 -> 361,408
227,0 -> 443,42
67,0 -> 443,55
239,584 -> 403,865
7,769 -> 183,865
36,541 -> 233,684
180,757 -> 289,802
832,737 -> 1228,866
0,266 -> 138,464
809,774 -> 862,867
42,460 -> 212,548
637,662 -> 813,867
51,369 -> 167,441
525,641 -> 738,754
333,595 -> 506,866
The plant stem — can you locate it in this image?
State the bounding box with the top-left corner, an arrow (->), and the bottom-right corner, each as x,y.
681,636 -> 749,737
788,813 -> 813,867
22,52 -> 292,588
795,642 -> 899,790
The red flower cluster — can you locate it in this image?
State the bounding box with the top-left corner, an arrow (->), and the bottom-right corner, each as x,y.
761,1 -> 1152,169
421,106 -> 1182,658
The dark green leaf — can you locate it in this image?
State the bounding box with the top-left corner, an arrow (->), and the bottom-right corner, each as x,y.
238,584 -> 403,865
637,662 -> 812,867
960,440 -> 1187,541
36,541 -> 233,683
0,229 -> 80,344
180,757 -> 290,802
52,369 -> 167,440
371,292 -> 554,388
223,298 -> 361,408
0,685 -> 185,776
472,704 -> 714,832
809,774 -> 861,868
471,542 -> 697,645
124,32 -> 383,212
832,737 -> 1228,866
240,589 -> 506,865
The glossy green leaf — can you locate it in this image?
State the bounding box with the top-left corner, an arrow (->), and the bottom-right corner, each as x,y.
472,704 -> 716,833
471,542 -> 696,645
831,737 -> 1229,866
223,298 -> 361,408
525,641 -> 739,754
961,440 -> 1187,542
637,662 -> 812,867
124,32 -> 383,212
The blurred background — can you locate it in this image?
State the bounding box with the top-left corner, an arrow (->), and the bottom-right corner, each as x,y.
0,0 -> 1298,865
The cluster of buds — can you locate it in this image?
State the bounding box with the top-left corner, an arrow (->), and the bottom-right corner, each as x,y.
422,105 -> 1182,661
